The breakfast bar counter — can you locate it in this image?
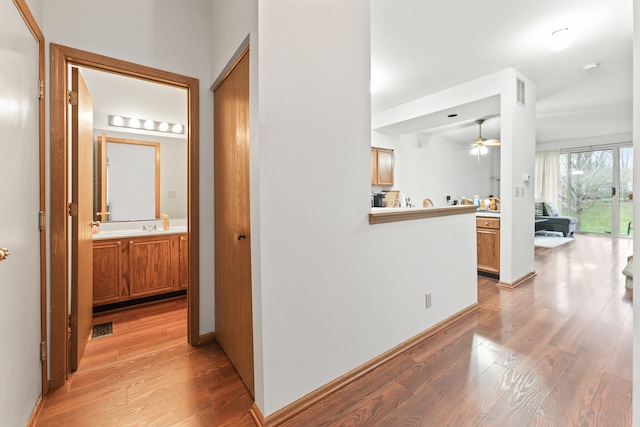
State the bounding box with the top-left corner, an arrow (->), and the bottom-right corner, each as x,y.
369,205 -> 477,224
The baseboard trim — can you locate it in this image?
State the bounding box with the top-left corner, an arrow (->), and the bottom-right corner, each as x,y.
26,395 -> 45,427
198,332 -> 216,345
497,271 -> 536,289
263,303 -> 480,426
249,402 -> 265,426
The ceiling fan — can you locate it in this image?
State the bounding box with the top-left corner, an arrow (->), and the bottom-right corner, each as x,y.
469,119 -> 500,162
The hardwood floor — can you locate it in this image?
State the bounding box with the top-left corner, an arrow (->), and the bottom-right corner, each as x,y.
36,298 -> 255,426
36,234 -> 633,426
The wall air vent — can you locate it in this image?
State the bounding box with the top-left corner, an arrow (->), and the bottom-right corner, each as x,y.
516,78 -> 525,106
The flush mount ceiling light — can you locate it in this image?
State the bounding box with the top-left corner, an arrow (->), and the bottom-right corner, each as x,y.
549,27 -> 571,52
108,115 -> 185,134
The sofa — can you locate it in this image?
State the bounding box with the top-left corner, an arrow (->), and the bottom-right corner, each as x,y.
535,201 -> 576,237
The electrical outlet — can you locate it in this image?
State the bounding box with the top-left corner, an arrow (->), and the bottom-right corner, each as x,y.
425,292 -> 432,308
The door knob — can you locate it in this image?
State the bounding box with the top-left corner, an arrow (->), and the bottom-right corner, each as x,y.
92,221 -> 101,227
238,234 -> 246,240
0,247 -> 9,262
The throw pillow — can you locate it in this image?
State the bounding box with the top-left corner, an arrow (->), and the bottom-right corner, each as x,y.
535,202 -> 544,217
543,202 -> 559,217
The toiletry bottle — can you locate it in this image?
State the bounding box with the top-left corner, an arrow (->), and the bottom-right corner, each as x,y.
162,214 -> 169,230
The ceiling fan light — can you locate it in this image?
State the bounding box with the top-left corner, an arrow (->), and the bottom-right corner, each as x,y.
480,146 -> 488,155
470,147 -> 479,156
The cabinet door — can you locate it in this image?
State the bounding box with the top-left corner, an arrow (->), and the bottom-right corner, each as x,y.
376,148 -> 394,186
371,148 -> 378,185
128,235 -> 177,297
93,240 -> 123,305
477,229 -> 500,274
178,235 -> 189,290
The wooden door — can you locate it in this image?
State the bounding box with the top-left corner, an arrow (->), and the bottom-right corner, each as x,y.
69,67 -> 94,372
214,49 -> 254,395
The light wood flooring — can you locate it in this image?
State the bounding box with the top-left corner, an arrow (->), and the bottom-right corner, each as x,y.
36,234 -> 633,426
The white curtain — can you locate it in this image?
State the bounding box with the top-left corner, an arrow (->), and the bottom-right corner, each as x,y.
535,150 -> 560,206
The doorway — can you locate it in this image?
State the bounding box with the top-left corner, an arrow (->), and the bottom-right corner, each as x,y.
49,44 -> 201,388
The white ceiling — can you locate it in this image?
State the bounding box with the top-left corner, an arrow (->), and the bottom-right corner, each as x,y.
371,0 -> 633,145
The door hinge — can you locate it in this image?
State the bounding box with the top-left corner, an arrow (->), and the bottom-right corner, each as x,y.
39,211 -> 46,231
40,341 -> 47,362
68,90 -> 78,106
68,314 -> 77,329
39,80 -> 44,100
68,202 -> 78,217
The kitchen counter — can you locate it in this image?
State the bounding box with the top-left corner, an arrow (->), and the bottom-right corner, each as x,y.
369,205 -> 476,224
476,211 -> 500,218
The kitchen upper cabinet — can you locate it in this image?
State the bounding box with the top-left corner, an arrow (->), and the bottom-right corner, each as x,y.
476,216 -> 500,275
92,233 -> 187,306
371,147 -> 394,186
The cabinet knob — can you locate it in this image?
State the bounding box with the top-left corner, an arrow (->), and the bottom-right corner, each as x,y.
484,222 -> 489,226
0,247 -> 9,262
117,241 -> 122,246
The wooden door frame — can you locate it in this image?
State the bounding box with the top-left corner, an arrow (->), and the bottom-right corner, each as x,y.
12,0 -> 47,397
49,44 -> 200,388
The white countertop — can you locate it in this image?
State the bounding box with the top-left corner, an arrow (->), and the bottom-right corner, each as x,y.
93,218 -> 188,240
476,211 -> 500,218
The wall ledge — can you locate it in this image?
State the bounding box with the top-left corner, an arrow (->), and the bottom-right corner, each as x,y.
369,205 -> 477,224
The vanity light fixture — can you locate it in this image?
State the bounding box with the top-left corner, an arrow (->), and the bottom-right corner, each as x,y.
108,114 -> 185,134
549,27 -> 571,52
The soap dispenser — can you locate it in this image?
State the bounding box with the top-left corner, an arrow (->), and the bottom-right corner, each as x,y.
162,214 -> 169,230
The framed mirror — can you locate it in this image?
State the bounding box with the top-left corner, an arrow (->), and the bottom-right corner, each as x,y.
96,133 -> 160,222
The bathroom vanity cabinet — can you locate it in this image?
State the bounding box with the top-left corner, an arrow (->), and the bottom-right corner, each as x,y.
92,233 -> 188,306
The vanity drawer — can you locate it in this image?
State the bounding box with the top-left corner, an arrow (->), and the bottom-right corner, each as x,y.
476,217 -> 500,230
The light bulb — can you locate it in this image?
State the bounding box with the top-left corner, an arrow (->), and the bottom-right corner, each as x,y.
111,115 -> 124,126
480,146 -> 488,155
129,117 -> 140,128
470,147 -> 479,156
172,123 -> 183,133
144,119 -> 155,130
158,122 -> 169,132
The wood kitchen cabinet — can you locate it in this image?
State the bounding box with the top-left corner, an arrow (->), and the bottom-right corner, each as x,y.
476,216 -> 500,275
92,233 -> 188,306
371,147 -> 394,186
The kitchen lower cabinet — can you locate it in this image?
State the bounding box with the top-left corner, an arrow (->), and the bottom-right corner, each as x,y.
476,216 -> 500,275
93,233 -> 187,306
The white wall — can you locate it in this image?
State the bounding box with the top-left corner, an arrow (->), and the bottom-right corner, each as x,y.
254,0 -> 477,416
372,131 -> 498,207
42,0 -> 215,333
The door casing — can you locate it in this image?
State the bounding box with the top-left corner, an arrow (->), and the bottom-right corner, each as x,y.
49,44 -> 201,388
